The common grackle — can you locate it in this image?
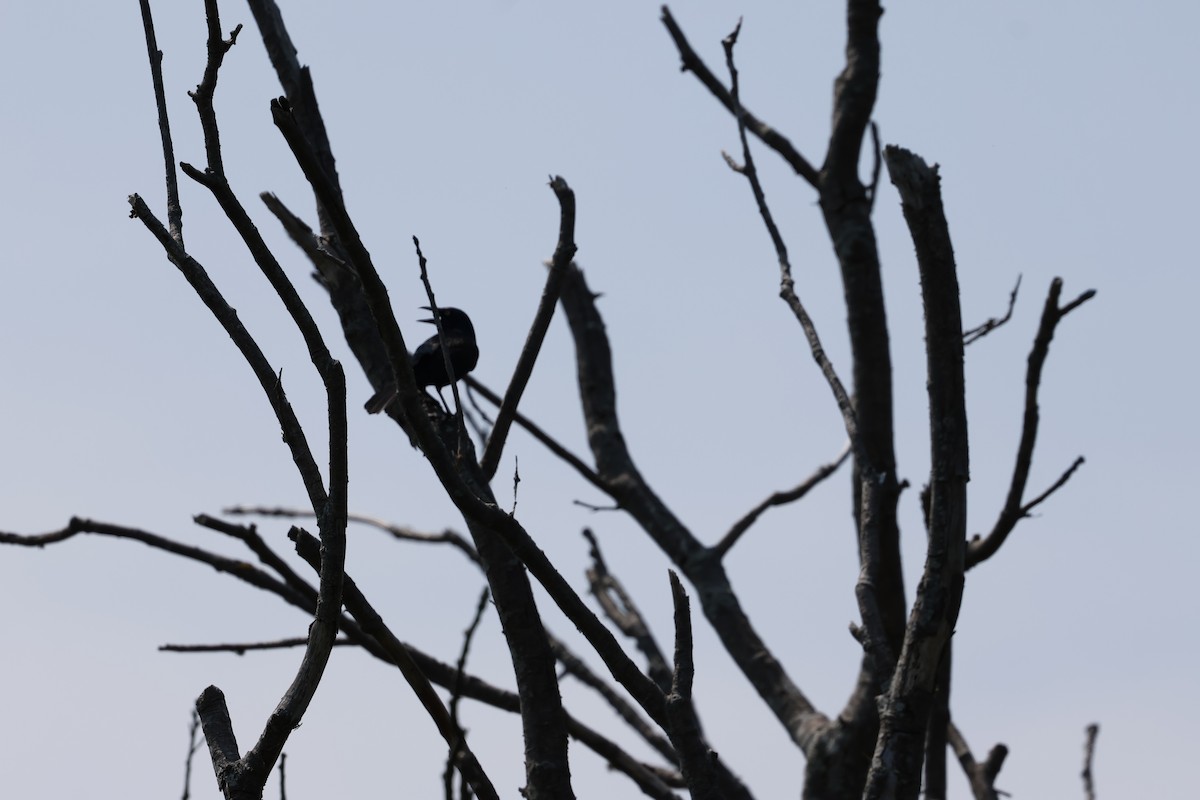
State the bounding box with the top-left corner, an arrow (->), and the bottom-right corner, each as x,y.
365,306 -> 478,414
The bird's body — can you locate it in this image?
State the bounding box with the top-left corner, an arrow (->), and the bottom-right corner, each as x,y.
411,307 -> 479,390
365,306 -> 478,414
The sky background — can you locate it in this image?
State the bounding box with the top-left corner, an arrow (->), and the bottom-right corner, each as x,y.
2,1 -> 1197,798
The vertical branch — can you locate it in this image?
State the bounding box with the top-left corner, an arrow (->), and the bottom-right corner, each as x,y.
1082,724 -> 1099,800
862,145 -> 969,800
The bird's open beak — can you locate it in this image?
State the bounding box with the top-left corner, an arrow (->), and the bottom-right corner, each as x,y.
419,306 -> 435,324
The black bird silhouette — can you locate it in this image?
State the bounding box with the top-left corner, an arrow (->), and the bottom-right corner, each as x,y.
365,307 -> 478,414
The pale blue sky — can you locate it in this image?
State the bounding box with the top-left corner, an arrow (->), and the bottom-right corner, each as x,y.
2,1 -> 1197,797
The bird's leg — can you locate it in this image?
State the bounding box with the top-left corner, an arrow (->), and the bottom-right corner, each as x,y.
434,386 -> 453,415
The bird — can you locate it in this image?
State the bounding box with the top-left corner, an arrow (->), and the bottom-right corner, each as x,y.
365,306 -> 478,414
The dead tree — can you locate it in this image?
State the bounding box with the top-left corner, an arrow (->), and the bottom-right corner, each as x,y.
0,1 -> 1094,799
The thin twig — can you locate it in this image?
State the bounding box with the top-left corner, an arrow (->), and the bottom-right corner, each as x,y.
414,237 -> 470,454
181,710 -> 200,800
720,21 -> 866,472
964,275 -> 1022,345
660,6 -> 819,186
161,638 -> 356,655
223,506 -> 481,565
1082,723 -> 1099,800
714,441 -> 850,558
444,589 -> 491,800
136,0 -> 184,244
866,121 -> 882,214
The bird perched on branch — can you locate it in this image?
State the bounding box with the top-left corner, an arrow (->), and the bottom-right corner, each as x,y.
365,306 -> 478,414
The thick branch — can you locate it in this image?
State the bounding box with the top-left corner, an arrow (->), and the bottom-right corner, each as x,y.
862,145 -> 969,800
559,263 -> 828,754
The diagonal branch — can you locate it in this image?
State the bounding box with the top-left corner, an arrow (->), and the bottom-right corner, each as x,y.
559,262 -> 828,754
480,176 -> 576,479
660,6 -> 819,186
720,22 -> 864,470
714,442 -> 850,559
963,275 -> 1021,346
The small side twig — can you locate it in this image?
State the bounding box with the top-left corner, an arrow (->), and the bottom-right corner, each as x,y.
660,6 -> 819,186
714,441 -> 850,558
866,121 -> 882,214
181,710 -> 201,800
223,506 -> 481,565
1082,723 -> 1099,800
963,274 -> 1022,345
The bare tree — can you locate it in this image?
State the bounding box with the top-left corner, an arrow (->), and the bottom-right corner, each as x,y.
0,1 -> 1095,799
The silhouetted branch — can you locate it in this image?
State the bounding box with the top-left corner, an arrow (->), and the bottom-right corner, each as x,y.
466,376 -> 607,494
289,528 -> 500,800
864,144 -> 969,800
720,23 -> 864,469
136,0 -> 183,244
224,506 -> 481,565
964,275 -> 1022,345
967,279 -> 1095,569
480,176 -> 576,479
663,572 -> 721,800
560,262 -> 826,754
583,529 -> 673,692
161,638 -> 356,655
446,588 -> 491,800
714,442 -> 850,558
549,634 -> 678,767
947,722 -> 1006,800
181,710 -> 201,800
660,7 -> 819,186
1082,723 -> 1099,800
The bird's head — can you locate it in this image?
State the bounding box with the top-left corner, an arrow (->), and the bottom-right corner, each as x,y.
419,306 -> 474,335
